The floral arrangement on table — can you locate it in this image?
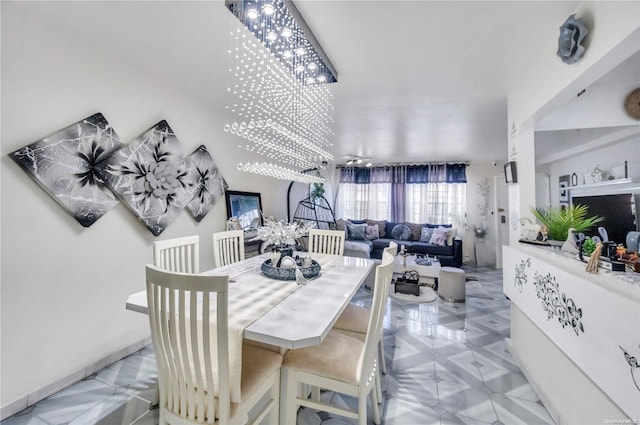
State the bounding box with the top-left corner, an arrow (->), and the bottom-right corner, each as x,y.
257,218 -> 314,248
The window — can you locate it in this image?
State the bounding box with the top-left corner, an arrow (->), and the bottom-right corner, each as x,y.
337,182 -> 390,220
405,182 -> 466,230
336,164 -> 466,230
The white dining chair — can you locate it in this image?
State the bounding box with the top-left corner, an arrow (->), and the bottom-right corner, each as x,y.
308,229 -> 345,256
333,241 -> 398,380
153,235 -> 200,273
212,230 -> 245,268
280,251 -> 395,425
146,265 -> 282,425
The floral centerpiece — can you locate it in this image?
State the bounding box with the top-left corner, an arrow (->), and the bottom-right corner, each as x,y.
257,219 -> 314,254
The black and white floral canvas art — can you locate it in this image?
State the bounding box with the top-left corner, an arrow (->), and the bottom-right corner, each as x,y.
186,145 -> 228,222
9,113 -> 123,227
95,120 -> 198,236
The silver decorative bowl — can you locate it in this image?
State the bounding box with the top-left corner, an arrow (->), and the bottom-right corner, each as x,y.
261,259 -> 321,281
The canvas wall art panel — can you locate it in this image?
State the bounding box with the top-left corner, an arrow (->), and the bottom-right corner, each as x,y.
95,120 -> 198,236
186,145 -> 228,222
9,113 -> 122,227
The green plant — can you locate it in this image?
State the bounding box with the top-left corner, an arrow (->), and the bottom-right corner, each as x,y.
583,238 -> 596,255
310,183 -> 325,200
531,204 -> 603,241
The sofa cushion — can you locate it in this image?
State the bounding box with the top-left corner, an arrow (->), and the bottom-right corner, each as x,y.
447,227 -> 458,246
349,219 -> 367,224
411,242 -> 454,256
344,240 -> 372,258
365,225 -> 379,240
346,222 -> 367,240
420,226 -> 434,242
405,222 -> 423,241
372,238 -> 408,252
429,226 -> 452,246
391,224 -> 411,240
366,219 -> 387,238
335,219 -> 346,232
385,221 -> 402,238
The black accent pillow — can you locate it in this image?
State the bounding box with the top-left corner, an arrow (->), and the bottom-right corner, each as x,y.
391,224 -> 411,240
385,221 -> 402,238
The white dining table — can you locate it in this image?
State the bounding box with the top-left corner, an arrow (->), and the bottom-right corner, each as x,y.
126,253 -> 375,350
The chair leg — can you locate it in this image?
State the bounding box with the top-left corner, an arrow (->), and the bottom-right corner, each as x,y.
358,392 -> 368,425
270,372 -> 280,425
375,366 -> 382,404
281,368 -> 298,425
379,338 -> 387,375
371,389 -> 381,425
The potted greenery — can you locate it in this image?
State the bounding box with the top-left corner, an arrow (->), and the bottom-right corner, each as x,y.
531,204 -> 603,242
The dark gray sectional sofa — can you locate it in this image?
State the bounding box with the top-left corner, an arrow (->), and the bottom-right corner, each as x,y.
339,219 -> 463,267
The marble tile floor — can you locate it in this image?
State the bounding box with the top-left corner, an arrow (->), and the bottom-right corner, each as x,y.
2,267 -> 555,425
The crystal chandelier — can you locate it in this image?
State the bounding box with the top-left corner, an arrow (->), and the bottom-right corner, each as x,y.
224,0 -> 337,183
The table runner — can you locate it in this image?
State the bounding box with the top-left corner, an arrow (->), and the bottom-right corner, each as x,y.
200,253 -> 339,403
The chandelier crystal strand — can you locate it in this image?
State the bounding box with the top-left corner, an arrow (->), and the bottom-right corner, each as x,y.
224,0 -> 335,183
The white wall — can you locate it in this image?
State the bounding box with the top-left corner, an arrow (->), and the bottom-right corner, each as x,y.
542,136 -> 640,208
505,1 -> 640,420
0,3 -> 288,412
508,1 -> 640,243
465,161 -> 505,267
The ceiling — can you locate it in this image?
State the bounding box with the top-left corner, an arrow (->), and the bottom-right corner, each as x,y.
14,0 -> 639,167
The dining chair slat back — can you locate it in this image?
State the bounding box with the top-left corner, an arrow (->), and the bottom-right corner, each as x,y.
212,230 -> 245,268
280,251 -> 395,425
308,229 -> 345,256
146,265 -> 229,424
153,235 -> 200,274
361,250 -> 395,388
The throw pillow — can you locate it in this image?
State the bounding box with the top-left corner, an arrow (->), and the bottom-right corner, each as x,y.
366,219 -> 387,238
405,222 -> 423,241
335,219 -> 346,232
349,219 -> 367,224
385,221 -> 402,238
420,226 -> 434,242
391,224 -> 411,241
429,226 -> 452,246
346,222 -> 367,240
365,225 -> 379,240
447,227 -> 457,246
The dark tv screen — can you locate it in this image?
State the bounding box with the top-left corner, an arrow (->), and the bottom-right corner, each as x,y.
571,193 -> 638,244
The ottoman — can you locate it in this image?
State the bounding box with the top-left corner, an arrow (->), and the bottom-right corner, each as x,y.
438,267 -> 466,303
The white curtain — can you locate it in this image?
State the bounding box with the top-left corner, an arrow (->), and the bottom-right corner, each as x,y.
336,182 -> 391,220
405,183 -> 466,230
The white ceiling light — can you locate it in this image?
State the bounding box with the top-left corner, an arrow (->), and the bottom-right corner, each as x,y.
262,3 -> 275,15
224,0 -> 338,183
246,8 -> 258,19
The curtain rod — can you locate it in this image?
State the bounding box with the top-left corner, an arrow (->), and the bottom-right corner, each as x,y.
336,161 -> 470,169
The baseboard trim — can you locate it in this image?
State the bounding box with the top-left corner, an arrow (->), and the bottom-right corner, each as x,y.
0,337 -> 151,421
